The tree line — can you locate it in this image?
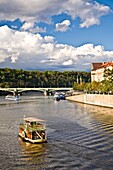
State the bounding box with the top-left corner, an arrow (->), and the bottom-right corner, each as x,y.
0,68 -> 91,88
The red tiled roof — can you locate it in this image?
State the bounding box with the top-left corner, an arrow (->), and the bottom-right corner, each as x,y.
101,62 -> 113,68
91,62 -> 113,71
91,63 -> 102,71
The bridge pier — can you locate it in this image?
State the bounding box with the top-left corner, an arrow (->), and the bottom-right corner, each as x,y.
44,90 -> 52,96
44,91 -> 48,96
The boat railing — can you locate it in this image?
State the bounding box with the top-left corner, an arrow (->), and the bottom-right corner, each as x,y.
28,127 -> 45,131
20,122 -> 45,131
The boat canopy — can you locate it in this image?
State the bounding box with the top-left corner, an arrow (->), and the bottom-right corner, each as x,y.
23,117 -> 46,123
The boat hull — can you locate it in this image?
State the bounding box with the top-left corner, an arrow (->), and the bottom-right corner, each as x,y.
54,93 -> 60,101
19,133 -> 47,144
54,97 -> 60,101
5,96 -> 20,101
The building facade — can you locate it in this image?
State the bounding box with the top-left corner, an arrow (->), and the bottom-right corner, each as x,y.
91,62 -> 113,82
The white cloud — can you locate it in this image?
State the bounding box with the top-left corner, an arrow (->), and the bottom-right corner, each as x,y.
21,22 -> 34,31
0,0 -> 110,28
0,25 -> 113,70
56,20 -> 71,32
11,25 -> 18,29
79,1 -> 110,28
21,22 -> 46,33
63,60 -> 73,66
30,26 -> 46,33
65,0 -> 110,28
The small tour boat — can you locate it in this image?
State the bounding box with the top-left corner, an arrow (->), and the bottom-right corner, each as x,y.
5,89 -> 20,101
19,117 -> 47,143
54,92 -> 66,101
59,93 -> 66,100
54,92 -> 60,101
5,95 -> 20,101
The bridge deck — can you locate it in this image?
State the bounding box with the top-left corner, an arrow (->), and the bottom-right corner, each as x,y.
0,87 -> 73,93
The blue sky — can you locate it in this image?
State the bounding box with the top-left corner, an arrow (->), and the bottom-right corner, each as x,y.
0,0 -> 113,71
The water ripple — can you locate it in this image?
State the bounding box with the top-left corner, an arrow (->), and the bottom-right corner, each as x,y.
1,97 -> 113,169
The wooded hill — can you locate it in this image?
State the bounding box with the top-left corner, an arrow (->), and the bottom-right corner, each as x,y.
0,68 -> 91,88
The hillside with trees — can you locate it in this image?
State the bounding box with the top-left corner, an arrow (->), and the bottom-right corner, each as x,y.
0,68 -> 91,88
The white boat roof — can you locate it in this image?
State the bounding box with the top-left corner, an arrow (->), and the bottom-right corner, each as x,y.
23,117 -> 46,122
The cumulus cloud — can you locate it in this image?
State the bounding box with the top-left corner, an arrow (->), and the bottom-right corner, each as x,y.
21,22 -> 34,31
0,25 -> 113,71
63,60 -> 73,66
0,0 -> 110,28
21,22 -> 46,33
79,1 -> 110,28
55,20 -> 71,32
30,26 -> 46,33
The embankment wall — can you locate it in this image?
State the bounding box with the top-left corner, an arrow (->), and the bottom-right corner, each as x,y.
66,94 -> 113,108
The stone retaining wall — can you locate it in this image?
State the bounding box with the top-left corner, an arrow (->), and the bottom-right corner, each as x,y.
66,94 -> 113,108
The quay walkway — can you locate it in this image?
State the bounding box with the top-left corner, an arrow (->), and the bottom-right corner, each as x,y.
66,93 -> 113,108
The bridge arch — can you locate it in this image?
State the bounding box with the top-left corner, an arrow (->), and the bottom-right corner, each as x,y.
0,87 -> 73,95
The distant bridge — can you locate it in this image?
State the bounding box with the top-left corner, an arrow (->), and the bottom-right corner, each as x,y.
0,87 -> 73,94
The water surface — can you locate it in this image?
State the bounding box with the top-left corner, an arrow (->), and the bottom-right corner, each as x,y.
0,96 -> 113,169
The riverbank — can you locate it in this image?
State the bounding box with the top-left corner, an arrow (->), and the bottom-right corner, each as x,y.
66,93 -> 113,108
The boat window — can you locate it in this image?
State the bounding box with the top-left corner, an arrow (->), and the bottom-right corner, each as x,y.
31,122 -> 36,127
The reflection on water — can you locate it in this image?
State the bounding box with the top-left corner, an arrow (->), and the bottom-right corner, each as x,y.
18,137 -> 47,169
1,96 -> 113,169
19,137 -> 47,158
83,104 -> 113,127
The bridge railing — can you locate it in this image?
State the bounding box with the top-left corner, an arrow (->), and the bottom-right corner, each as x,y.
0,87 -> 73,93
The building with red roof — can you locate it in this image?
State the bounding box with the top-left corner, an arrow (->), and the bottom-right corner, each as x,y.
91,61 -> 113,82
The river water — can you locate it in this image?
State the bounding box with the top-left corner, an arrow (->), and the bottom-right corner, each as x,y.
1,95 -> 113,170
